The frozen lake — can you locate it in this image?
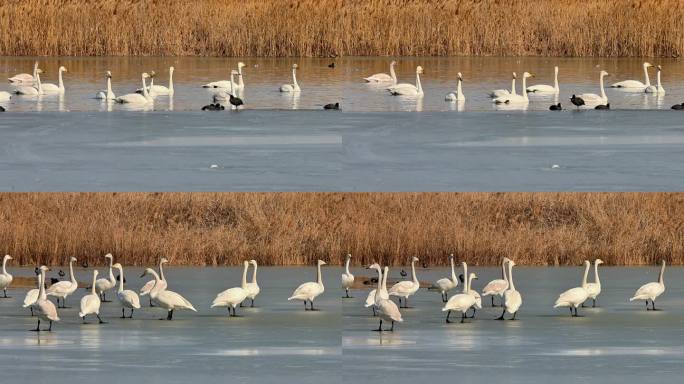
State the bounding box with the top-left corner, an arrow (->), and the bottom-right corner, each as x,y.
1,110 -> 683,191
0,265 -> 683,384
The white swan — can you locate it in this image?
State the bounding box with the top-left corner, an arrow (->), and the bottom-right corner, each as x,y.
467,273 -> 482,318
584,259 -> 603,307
630,260 -> 666,311
41,66 -> 67,94
211,260 -> 249,317
140,257 -> 168,307
288,259 -> 326,310
554,260 -> 590,317
364,61 -> 397,84
112,263 -> 141,318
142,268 -> 196,320
577,70 -> 609,106
79,270 -> 105,323
389,256 -> 420,308
9,62 -> 38,83
212,70 -> 238,102
115,72 -> 153,104
46,256 -> 78,308
442,262 -> 477,323
32,266 -> 60,332
611,62 -> 652,88
527,66 -> 559,94
482,257 -> 510,307
388,66 -> 423,96
489,73 -> 516,98
445,73 -> 465,101
0,255 -> 13,298
430,254 -> 458,302
494,72 -> 534,104
341,254 -> 355,298
139,67 -> 174,96
244,259 -> 260,307
23,281 -> 40,316
95,71 -> 116,100
0,91 -> 11,102
14,69 -> 43,95
94,253 -> 116,302
497,259 -> 522,320
280,64 -> 301,93
645,65 -> 665,94
374,266 -> 403,331
203,62 -> 246,89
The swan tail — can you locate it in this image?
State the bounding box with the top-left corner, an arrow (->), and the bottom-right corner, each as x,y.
78,312 -> 85,318
629,296 -> 639,302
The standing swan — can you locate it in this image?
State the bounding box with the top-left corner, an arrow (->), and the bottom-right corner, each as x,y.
32,266 -> 60,332
46,256 -> 78,308
288,259 -> 326,310
482,257 -> 510,307
630,260 -> 666,311
445,73 -> 465,101
94,253 -> 116,302
0,255 -> 13,298
41,66 -> 67,94
79,270 -> 105,324
389,256 -> 420,308
141,268 -> 196,320
341,254 -> 355,298
489,73 -> 517,98
497,259 -> 522,320
211,260 -> 249,317
611,62 -> 652,88
584,259 -> 603,307
577,70 -> 609,106
280,64 -> 301,93
375,266 -> 403,332
113,263 -> 141,318
388,66 -> 423,96
140,257 -> 168,307
442,262 -> 477,323
364,263 -> 389,316
645,65 -> 665,94
364,61 -> 397,84
244,259 -> 260,307
430,254 -> 458,302
527,66 -> 559,94
554,260 -> 590,317
115,73 -> 153,104
494,72 -> 534,104
95,71 -> 116,100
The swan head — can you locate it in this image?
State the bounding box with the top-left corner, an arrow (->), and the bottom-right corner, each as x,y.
238,62 -> 246,68
160,257 -> 169,264
599,70 -> 609,77
449,253 -> 454,260
583,260 -> 591,266
469,272 -> 478,280
508,260 -> 516,267
142,72 -> 150,79
70,256 -> 77,262
140,268 -> 156,278
243,260 -> 250,267
416,66 -> 424,74
112,263 -> 123,269
39,265 -> 50,272
656,65 -> 662,71
366,262 -> 380,270
457,72 -> 463,81
554,66 -> 559,72
523,72 -> 534,78
36,68 -> 44,75
104,253 -> 113,260
3,255 -> 12,262
105,71 -> 112,78
644,62 -> 653,68
595,259 -> 604,265
93,269 -> 99,277
59,66 -> 67,73
346,254 -> 352,260
169,66 -> 175,73
292,64 -> 299,69
317,259 -> 327,266
249,259 -> 258,265
149,71 -> 157,78
512,72 -> 517,79
412,256 -> 420,262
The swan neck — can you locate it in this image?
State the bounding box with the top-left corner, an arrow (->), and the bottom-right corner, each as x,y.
316,262 -> 323,285
33,62 -> 38,78
411,259 -> 418,283
511,77 -> 517,95
522,76 -> 529,101
644,64 -> 651,87
251,263 -> 258,283
241,263 -> 248,288
658,261 -> 665,284
381,267 -> 389,293
142,74 -> 149,98
594,262 -> 601,285
169,69 -> 174,94
390,63 -> 397,85
108,258 -> 115,282
450,258 -> 457,282
600,73 -> 606,99
457,79 -> 463,99
582,262 -> 590,287
501,259 -> 507,280
292,68 -> 298,87
657,70 -> 662,88
462,263 -> 468,293
91,271 -> 97,295
69,259 -> 76,283
1,258 -> 7,274
36,73 -> 42,93
106,76 -> 113,97
229,72 -> 235,95
117,267 -> 124,292
415,71 -> 422,93
345,257 -> 351,274
159,260 -> 166,281
508,262 -> 515,291
58,69 -> 64,89
554,67 -> 559,91
39,270 -> 47,300
375,266 -> 383,290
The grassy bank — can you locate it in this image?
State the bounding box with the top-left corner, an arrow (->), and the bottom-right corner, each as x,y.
0,1 -> 681,57
0,193 -> 682,267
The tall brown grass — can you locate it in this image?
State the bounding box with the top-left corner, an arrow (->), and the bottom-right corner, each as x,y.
0,193 -> 682,267
0,1 -> 681,57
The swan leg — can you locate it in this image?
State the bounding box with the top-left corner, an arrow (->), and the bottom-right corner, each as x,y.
372,306 -> 377,316
568,308 -> 573,316
344,289 -> 352,298
101,292 -> 111,303
47,321 -> 53,332
388,321 -> 395,332
149,297 -> 155,307
446,310 -> 452,323
97,314 -> 107,324
442,293 -> 447,303
30,307 -> 34,317
129,309 -> 134,319
491,296 -> 495,307
121,308 -> 126,319
511,312 -> 517,320
304,300 -> 309,311
495,309 -> 506,320
82,316 -> 88,324
469,307 -> 477,319
460,312 -> 466,323
374,319 -> 383,332
310,300 -> 319,311
31,319 -> 41,332
3,288 -> 9,298
592,298 -> 597,308
232,307 -> 241,317
651,300 -> 658,311
167,310 -> 174,320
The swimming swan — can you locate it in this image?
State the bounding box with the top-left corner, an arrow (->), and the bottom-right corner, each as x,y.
280,64 -> 301,93
388,66 -> 424,96
554,260 -> 590,317
95,71 -> 116,100
140,257 -> 168,307
630,260 -> 666,311
584,259 -> 603,307
244,259 -> 261,307
577,70 -> 609,106
14,69 -> 43,95
46,256 -> 78,308
79,270 -> 105,324
115,73 -> 153,104
430,254 -> 458,302
0,255 -> 13,298
497,259 -> 522,320
389,256 -> 420,308
33,266 -> 60,332
494,72 -> 534,104
375,266 -> 403,331
211,260 -> 249,317
645,65 -> 665,94
489,73 -> 517,98
611,62 -> 652,89
442,262 -> 477,323
341,254 -> 355,298
113,263 -> 141,318
203,62 -> 245,90
9,61 -> 39,83
364,61 -> 397,84
527,66 -> 559,94
288,259 -> 326,310
445,73 -> 465,101
142,268 -> 197,320
94,253 -> 116,302
482,257 -> 510,307
41,66 -> 67,94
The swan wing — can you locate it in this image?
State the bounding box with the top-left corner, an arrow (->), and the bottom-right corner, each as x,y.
289,282 -> 319,300
341,274 -> 354,288
630,282 -> 662,301
585,282 -> 601,298
212,287 -> 247,307
504,290 -> 522,313
610,80 -> 645,88
554,287 -> 587,307
432,278 -> 455,292
116,93 -> 148,104
482,279 -> 508,296
79,294 -> 101,316
159,290 -> 196,311
36,299 -> 60,321
245,282 -> 260,298
118,290 -> 141,309
139,279 -> 156,296
388,280 -> 415,296
364,289 -> 377,307
489,89 -> 510,98
364,73 -> 392,83
23,289 -> 39,307
46,281 -> 74,296
442,293 -> 475,312
376,298 -> 403,322
526,84 -> 556,93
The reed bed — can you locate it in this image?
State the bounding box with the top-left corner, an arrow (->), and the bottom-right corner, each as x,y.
0,1 -> 681,57
0,193 -> 682,267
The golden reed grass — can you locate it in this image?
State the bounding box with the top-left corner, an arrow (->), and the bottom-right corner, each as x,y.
0,193 -> 682,267
0,1 -> 681,57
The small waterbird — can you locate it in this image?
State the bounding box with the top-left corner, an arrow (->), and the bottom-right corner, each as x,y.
323,102 -> 340,110
595,103 -> 610,110
229,94 -> 244,110
549,103 -> 562,111
570,94 -> 585,108
202,103 -> 224,111
671,103 -> 684,110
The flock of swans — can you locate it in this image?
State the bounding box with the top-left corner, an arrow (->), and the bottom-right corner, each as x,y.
0,253 -> 671,332
2,60 -> 683,111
